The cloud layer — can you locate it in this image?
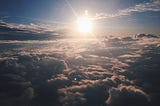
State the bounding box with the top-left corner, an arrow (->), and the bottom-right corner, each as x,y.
0,21 -> 160,106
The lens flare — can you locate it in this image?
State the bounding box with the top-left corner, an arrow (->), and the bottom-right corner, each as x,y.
76,16 -> 93,33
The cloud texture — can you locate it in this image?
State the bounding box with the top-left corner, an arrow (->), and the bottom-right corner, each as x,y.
0,21 -> 160,106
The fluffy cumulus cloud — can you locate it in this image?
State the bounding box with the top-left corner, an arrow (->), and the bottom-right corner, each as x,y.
0,54 -> 69,106
106,85 -> 150,106
0,73 -> 34,105
95,0 -> 160,19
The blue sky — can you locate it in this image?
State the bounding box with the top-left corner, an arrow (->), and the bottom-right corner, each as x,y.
0,0 -> 160,36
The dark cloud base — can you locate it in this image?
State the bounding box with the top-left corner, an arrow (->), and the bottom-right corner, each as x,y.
0,22 -> 160,106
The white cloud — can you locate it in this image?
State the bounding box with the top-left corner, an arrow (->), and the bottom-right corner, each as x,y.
95,0 -> 160,20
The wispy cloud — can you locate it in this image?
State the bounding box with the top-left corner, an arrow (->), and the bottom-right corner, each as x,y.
0,21 -> 69,37
94,0 -> 160,20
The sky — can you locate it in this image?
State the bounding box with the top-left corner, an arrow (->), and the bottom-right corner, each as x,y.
0,0 -> 160,36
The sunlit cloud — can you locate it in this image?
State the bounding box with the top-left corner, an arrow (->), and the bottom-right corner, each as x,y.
0,21 -> 68,34
95,0 -> 160,20
106,85 -> 150,106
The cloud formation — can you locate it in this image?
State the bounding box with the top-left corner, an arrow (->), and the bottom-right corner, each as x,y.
0,21 -> 69,40
95,0 -> 160,20
106,85 -> 150,106
0,21 -> 160,106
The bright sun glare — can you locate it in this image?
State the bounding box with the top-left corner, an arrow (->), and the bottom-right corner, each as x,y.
76,10 -> 93,33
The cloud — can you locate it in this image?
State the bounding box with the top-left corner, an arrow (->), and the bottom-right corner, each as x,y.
48,74 -> 71,88
106,85 -> 150,106
0,74 -> 34,105
0,54 -> 68,77
59,92 -> 86,106
58,74 -> 134,106
135,33 -> 159,38
0,54 -> 69,106
95,0 -> 160,20
0,17 -> 68,33
0,25 -> 160,106
0,21 -> 69,40
58,81 -> 109,106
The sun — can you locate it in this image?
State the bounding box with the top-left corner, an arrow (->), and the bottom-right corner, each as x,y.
76,16 -> 93,33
